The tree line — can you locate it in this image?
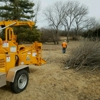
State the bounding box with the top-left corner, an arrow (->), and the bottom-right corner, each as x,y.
42,1 -> 100,44
0,0 -> 99,43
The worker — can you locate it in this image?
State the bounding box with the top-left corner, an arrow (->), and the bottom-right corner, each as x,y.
62,40 -> 67,53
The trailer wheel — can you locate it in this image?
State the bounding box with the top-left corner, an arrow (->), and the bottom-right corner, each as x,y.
10,70 -> 29,93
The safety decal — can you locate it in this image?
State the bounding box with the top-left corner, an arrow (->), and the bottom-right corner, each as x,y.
6,55 -> 10,62
2,41 -> 9,47
27,52 -> 31,54
26,55 -> 30,60
10,46 -> 16,52
32,53 -> 37,57
21,62 -> 24,65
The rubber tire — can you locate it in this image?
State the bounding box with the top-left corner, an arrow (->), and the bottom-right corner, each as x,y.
10,70 -> 29,93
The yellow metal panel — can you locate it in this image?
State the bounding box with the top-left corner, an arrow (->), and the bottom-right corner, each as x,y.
6,53 -> 15,72
18,52 -> 32,65
2,41 -> 17,54
0,68 -> 6,73
0,54 -> 6,73
0,53 -> 16,73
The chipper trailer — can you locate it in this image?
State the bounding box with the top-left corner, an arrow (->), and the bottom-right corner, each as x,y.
0,20 -> 46,93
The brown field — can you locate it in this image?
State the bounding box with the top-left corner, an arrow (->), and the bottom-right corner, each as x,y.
0,41 -> 100,100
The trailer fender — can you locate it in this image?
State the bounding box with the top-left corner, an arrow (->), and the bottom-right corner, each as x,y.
6,65 -> 30,82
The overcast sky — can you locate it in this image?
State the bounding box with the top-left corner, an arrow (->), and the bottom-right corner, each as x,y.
36,0 -> 100,28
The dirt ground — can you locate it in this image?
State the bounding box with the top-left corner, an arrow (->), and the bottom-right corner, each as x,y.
0,41 -> 100,100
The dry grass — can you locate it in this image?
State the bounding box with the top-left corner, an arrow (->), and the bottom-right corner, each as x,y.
0,41 -> 100,100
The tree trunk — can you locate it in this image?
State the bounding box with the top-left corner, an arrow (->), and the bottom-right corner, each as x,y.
67,31 -> 69,42
65,27 -> 69,42
56,30 -> 59,44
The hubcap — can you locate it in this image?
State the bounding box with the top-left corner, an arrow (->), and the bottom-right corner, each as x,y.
18,74 -> 27,89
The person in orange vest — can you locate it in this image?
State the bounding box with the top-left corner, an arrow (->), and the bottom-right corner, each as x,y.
62,40 -> 67,53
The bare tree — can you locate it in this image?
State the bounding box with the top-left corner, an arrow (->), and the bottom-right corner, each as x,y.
40,27 -> 58,43
34,0 -> 41,23
44,1 -> 66,44
31,0 -> 41,23
84,17 -> 100,39
62,1 -> 88,42
73,5 -> 88,36
86,17 -> 100,31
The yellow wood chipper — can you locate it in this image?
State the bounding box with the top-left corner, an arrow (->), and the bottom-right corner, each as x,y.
0,20 -> 46,93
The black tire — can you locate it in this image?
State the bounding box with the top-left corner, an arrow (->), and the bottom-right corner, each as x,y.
10,70 -> 29,93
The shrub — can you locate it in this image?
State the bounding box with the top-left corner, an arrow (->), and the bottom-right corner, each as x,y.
66,41 -> 100,70
70,36 -> 79,41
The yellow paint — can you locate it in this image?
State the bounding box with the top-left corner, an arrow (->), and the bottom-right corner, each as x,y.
0,20 -> 46,74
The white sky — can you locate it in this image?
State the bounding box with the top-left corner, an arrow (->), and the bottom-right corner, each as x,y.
37,0 -> 100,28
